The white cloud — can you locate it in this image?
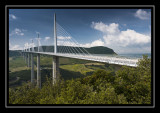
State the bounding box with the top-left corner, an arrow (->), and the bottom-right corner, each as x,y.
24,42 -> 35,49
9,44 -> 23,50
28,42 -> 36,48
80,39 -> 104,48
24,42 -> 29,47
44,37 -> 51,41
9,28 -> 24,36
9,14 -> 17,20
120,29 -> 150,45
9,40 -> 23,50
11,45 -> 21,50
35,37 -> 41,40
57,36 -> 72,40
57,40 -> 77,47
92,22 -> 150,47
91,21 -> 151,53
92,22 -> 120,34
134,9 -> 150,20
15,28 -> 24,35
57,38 -> 104,48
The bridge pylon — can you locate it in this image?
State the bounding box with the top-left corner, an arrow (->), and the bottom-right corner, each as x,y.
53,13 -> 60,84
54,13 -> 57,54
28,53 -> 30,67
52,56 -> 60,84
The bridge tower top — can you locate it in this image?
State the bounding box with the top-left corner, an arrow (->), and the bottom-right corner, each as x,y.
54,13 -> 57,54
38,33 -> 40,52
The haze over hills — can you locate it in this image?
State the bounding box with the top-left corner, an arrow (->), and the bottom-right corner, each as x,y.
9,46 -> 117,57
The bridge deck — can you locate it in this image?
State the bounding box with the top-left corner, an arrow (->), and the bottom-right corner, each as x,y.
23,51 -> 139,67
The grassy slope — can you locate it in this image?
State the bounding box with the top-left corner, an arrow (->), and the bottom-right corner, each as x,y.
60,64 -> 94,75
9,56 -> 26,71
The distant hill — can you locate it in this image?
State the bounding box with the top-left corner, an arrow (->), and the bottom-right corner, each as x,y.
86,46 -> 117,55
9,50 -> 21,57
39,46 -> 117,55
9,46 -> 117,57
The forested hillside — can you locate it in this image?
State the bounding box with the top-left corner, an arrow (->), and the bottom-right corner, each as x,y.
9,55 -> 151,104
27,46 -> 117,55
9,46 -> 116,59
86,46 -> 117,54
9,50 -> 21,57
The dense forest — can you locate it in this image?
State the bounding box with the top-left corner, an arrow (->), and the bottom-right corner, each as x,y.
9,55 -> 151,104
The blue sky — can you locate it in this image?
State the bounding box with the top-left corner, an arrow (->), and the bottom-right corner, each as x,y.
9,9 -> 151,54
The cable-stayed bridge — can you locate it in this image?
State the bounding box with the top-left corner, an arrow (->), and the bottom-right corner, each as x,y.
21,13 -> 139,88
25,51 -> 138,67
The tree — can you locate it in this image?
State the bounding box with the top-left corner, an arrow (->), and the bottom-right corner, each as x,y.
114,55 -> 151,104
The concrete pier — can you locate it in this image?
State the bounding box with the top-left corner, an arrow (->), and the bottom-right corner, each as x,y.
25,53 -> 28,64
28,53 -> 30,67
37,54 -> 41,88
23,53 -> 25,60
31,53 -> 35,84
52,56 -> 60,84
22,52 -> 24,60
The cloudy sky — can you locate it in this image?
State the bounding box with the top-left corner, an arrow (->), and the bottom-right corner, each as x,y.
9,9 -> 151,54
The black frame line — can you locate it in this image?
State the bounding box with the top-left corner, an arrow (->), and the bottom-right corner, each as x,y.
5,5 -> 155,108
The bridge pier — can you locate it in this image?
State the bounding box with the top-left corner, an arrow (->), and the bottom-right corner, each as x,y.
25,53 -> 28,64
28,53 -> 31,67
23,53 -> 25,60
37,54 -> 41,88
22,52 -> 24,60
31,53 -> 35,85
52,56 -> 60,84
